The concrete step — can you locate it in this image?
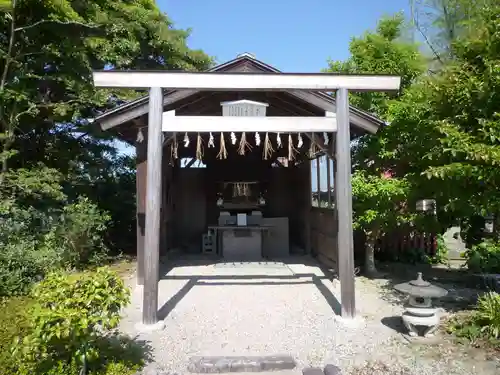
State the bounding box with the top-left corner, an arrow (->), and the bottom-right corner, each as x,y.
187,355 -> 297,373
209,371 -> 301,375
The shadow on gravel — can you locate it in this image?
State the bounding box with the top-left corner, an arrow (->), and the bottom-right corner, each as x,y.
366,262 -> 480,314
381,316 -> 406,334
99,333 -> 154,370
157,254 -> 341,320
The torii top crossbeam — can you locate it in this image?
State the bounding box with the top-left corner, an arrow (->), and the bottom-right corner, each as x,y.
92,70 -> 401,92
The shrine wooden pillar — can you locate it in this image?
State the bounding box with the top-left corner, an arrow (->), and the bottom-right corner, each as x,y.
304,159 -> 312,255
136,134 -> 147,285
142,87 -> 163,325
335,88 -> 356,319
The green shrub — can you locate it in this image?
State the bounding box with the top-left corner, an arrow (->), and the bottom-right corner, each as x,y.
0,196 -> 111,297
39,358 -> 142,375
51,197 -> 111,269
0,202 -> 59,296
0,242 -> 43,296
475,291 -> 500,339
432,234 -> 449,265
396,247 -> 430,264
0,297 -> 35,374
13,335 -> 147,375
12,267 -> 133,374
463,239 -> 500,273
447,292 -> 500,347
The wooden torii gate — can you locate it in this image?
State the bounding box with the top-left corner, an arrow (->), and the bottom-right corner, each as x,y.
92,70 -> 401,327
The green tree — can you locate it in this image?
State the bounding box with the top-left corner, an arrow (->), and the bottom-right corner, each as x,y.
0,0 -> 213,255
352,171 -> 413,275
325,13 -> 425,119
395,2 -> 500,213
1,0 -> 212,178
421,3 -> 500,218
324,14 -> 426,273
362,1 -> 500,246
410,0 -> 495,65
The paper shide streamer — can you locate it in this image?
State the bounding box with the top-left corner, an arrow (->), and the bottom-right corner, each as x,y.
297,133 -> 303,148
136,128 -> 144,143
323,132 -> 329,146
263,132 -> 274,160
255,132 -> 261,146
230,132 -> 237,145
159,131 -> 326,162
195,133 -> 204,161
288,134 -> 298,161
208,132 -> 215,148
308,133 -> 321,158
171,133 -> 178,160
217,132 -> 228,159
237,132 -> 252,155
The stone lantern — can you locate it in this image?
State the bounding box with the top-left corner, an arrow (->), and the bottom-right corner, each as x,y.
416,199 -> 436,214
394,272 -> 448,337
484,214 -> 494,234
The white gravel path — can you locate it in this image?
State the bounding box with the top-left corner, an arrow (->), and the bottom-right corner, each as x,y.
120,256 -> 405,374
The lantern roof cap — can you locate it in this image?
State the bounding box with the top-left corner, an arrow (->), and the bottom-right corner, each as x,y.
394,272 -> 448,298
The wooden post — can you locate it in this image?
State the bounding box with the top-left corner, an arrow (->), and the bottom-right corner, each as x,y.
325,112 -> 333,210
143,87 -> 163,325
316,156 -> 321,207
326,156 -> 331,208
332,139 -> 339,269
136,136 -> 147,285
304,160 -> 312,255
335,88 -> 356,319
160,144 -> 173,256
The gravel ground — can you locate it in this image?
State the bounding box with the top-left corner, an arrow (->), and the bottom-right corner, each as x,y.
120,256 -> 499,375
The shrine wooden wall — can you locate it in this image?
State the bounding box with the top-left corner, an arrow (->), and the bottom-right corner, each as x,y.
169,160 -> 310,254
137,142 -> 340,267
171,168 -> 207,252
133,89 -> 332,259
310,207 -> 338,270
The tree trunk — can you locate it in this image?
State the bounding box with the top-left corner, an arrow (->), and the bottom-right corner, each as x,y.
364,230 -> 380,277
0,1 -> 16,188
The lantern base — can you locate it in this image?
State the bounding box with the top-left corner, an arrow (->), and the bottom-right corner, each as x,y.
401,310 -> 440,337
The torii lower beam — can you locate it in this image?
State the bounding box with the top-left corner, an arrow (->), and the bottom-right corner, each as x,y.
92,70 -> 401,327
161,112 -> 338,133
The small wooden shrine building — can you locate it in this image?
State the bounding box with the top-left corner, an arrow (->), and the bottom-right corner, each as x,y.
93,53 -> 400,327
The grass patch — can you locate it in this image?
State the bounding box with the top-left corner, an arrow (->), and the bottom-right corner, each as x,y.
108,256 -> 136,279
446,311 -> 500,351
445,292 -> 500,353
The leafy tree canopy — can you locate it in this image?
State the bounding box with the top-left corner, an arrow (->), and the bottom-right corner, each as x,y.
325,13 -> 426,119
0,0 -> 213,252
345,0 -> 500,250
374,3 -> 500,220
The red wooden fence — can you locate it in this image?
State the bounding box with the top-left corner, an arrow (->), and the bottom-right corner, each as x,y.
376,230 -> 437,258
